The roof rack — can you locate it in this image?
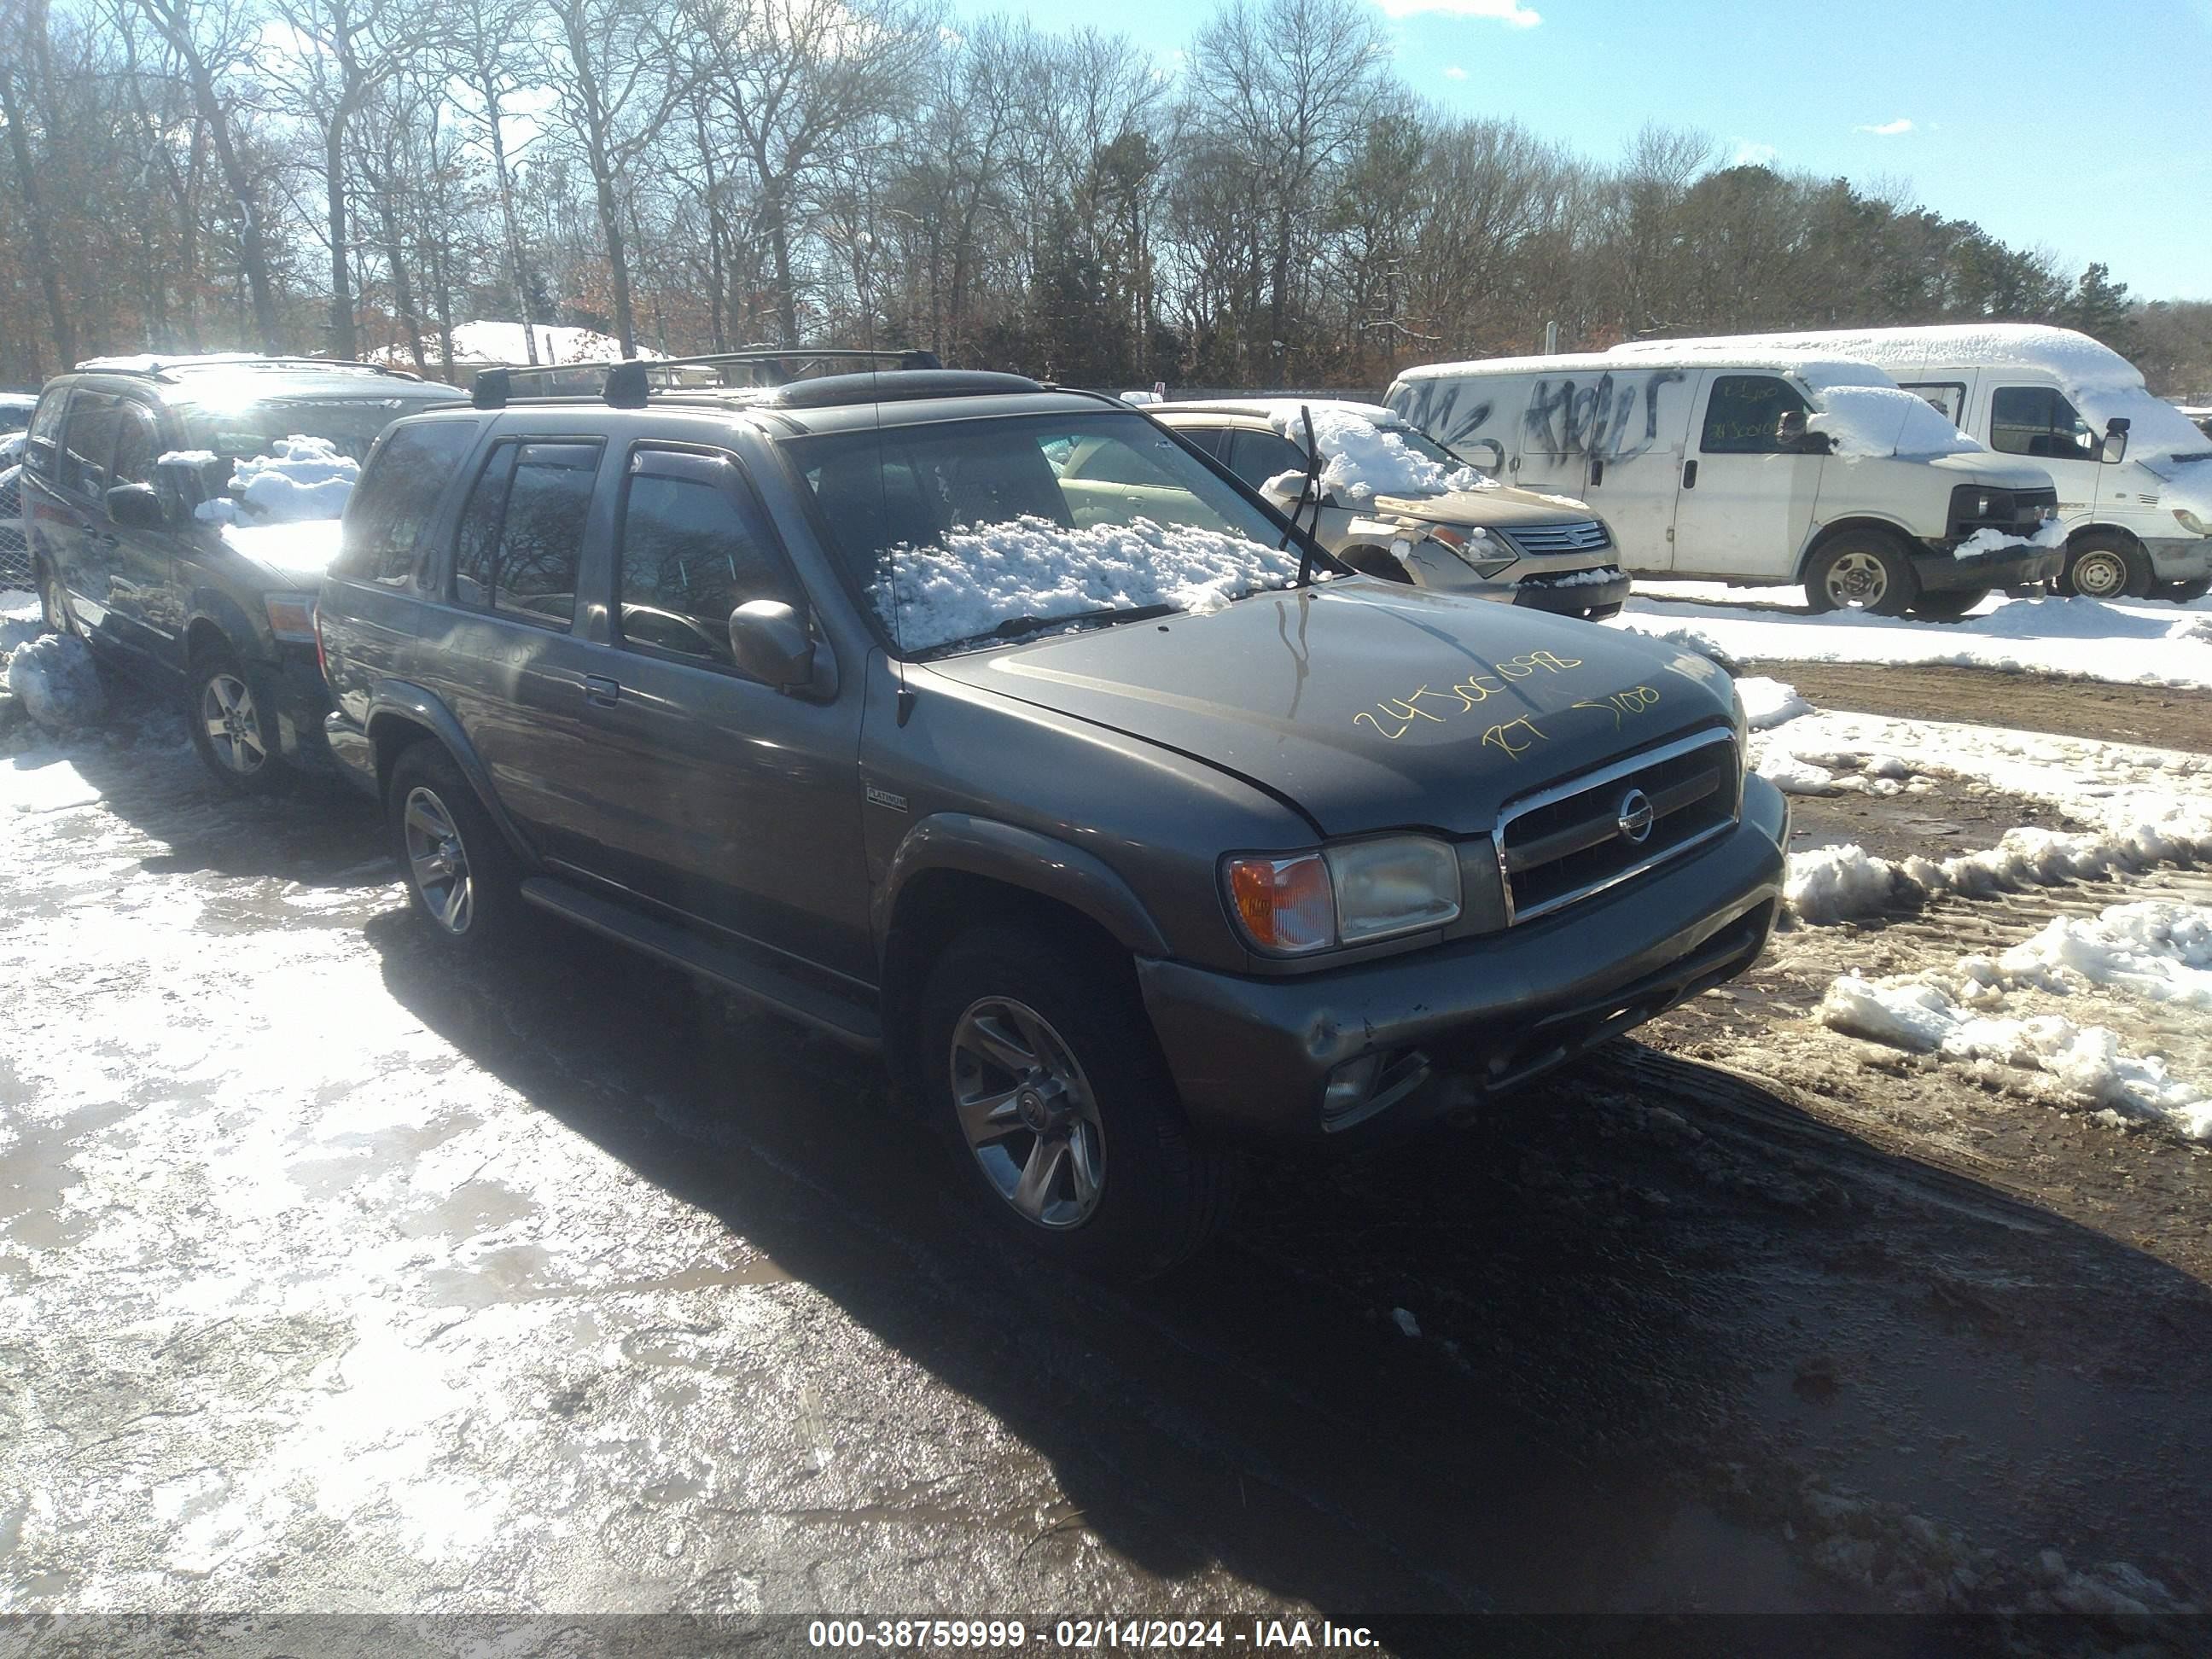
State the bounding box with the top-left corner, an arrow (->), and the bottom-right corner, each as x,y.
471,347 -> 944,410
73,353 -> 426,383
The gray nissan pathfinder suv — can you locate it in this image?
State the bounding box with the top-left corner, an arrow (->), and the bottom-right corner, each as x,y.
314,353 -> 1790,1275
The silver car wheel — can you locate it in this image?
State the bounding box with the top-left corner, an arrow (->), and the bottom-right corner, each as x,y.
2070,549 -> 2127,599
199,672 -> 268,775
402,786 -> 474,935
1824,550 -> 1889,609
950,996 -> 1105,1229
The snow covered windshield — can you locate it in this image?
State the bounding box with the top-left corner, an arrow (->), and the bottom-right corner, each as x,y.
793,411 -> 1304,657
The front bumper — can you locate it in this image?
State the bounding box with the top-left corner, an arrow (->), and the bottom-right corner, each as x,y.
2142,536 -> 2212,582
1512,568 -> 1633,616
1136,773 -> 1790,1140
323,709 -> 379,798
1912,540 -> 2064,592
263,645 -> 335,767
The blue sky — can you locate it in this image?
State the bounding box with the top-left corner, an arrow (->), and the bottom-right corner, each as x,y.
1004,0 -> 2212,302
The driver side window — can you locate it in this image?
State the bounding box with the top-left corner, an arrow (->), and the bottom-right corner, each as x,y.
1990,386 -> 2093,461
616,457 -> 798,672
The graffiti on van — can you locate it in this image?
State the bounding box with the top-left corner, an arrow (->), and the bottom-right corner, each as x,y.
1391,368 -> 1688,469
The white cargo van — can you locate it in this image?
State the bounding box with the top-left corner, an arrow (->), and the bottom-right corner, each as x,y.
1608,325 -> 2212,602
1384,351 -> 2064,618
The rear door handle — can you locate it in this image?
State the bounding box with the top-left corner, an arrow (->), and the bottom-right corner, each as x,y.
584,674 -> 620,708
1681,459 -> 1699,489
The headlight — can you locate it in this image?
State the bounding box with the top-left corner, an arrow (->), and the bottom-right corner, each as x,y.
2177,509 -> 2209,538
264,592 -> 317,643
1224,835 -> 1462,954
1423,523 -> 1516,579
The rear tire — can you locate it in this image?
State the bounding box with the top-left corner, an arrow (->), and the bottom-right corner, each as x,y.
1908,587 -> 1989,622
387,742 -> 521,954
917,923 -> 1233,1278
186,643 -> 287,795
1338,544 -> 1414,585
2058,533 -> 2151,601
1805,532 -> 1917,616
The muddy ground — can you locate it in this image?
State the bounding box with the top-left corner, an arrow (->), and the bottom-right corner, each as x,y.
1755,663 -> 2212,756
4,670 -> 2210,1646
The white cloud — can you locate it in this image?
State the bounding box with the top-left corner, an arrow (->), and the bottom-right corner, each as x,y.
1731,139 -> 1778,166
1443,65 -> 1468,79
1373,0 -> 1541,26
1854,117 -> 1914,137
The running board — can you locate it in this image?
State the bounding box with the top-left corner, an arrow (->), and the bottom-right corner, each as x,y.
520,876 -> 882,1049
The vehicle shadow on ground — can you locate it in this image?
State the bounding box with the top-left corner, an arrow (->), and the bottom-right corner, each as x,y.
34,677 -> 386,888
361,911 -> 2212,1624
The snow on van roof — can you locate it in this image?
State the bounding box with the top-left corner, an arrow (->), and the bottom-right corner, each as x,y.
1604,325 -> 2212,463
1156,396 -> 1401,423
1392,351 -> 1894,389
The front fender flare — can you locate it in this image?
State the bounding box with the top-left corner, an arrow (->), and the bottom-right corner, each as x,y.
876,813 -> 1173,958
364,680 -> 538,865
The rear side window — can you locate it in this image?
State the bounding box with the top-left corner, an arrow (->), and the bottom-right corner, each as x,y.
616,459 -> 798,670
451,439 -> 602,626
25,388 -> 68,480
1990,386 -> 2093,461
334,420 -> 479,586
1699,375 -> 1812,455
59,391 -> 121,495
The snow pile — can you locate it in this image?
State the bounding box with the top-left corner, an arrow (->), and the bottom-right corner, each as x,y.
5,632 -> 105,731
1821,971 -> 2211,1138
193,436 -> 358,527
1266,405 -> 1489,502
1536,564 -> 1624,588
1819,899 -> 2212,1139
0,432 -> 24,466
1763,711 -> 2212,923
874,515 -> 1300,650
1734,674 -> 1809,730
1807,385 -> 1979,458
1618,587 -> 2212,692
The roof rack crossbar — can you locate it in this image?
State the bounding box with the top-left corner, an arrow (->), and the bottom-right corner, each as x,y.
470,347 -> 946,410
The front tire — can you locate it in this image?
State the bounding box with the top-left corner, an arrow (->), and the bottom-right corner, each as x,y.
2058,533 -> 2151,601
37,558 -> 79,638
2156,577 -> 2210,604
917,923 -> 1233,1278
1806,533 -> 1917,616
386,742 -> 521,953
187,645 -> 286,795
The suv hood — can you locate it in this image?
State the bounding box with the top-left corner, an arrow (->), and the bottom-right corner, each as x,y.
924,583 -> 1733,836
212,519 -> 346,587
1926,451 -> 2051,491
1369,484 -> 1598,527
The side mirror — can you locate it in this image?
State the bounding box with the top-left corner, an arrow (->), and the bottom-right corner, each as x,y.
2100,417 -> 2129,464
1796,430 -> 1835,457
728,600 -> 830,696
104,481 -> 167,530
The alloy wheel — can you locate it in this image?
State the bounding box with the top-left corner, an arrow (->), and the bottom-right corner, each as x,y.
402,786 -> 474,934
199,673 -> 267,776
1824,550 -> 1889,609
950,996 -> 1106,1229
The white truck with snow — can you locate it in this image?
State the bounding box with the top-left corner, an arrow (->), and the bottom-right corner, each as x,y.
1604,325 -> 2212,603
1384,351 -> 2063,618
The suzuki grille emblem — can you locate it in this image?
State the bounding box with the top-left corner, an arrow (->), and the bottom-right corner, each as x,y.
1615,788 -> 1655,845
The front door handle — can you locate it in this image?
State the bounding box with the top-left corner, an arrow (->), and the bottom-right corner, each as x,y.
1681,459 -> 1699,489
583,674 -> 620,708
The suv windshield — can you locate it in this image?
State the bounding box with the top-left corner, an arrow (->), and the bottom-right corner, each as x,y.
790,410 -> 1305,657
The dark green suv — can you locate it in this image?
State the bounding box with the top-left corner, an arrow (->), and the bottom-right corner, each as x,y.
314,353 -> 1789,1274
20,355 -> 464,789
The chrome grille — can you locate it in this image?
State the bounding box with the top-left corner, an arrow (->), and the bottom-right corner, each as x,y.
1501,519 -> 1610,556
1493,729 -> 1739,924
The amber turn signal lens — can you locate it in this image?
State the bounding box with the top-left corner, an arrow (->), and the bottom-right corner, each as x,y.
1225,853 -> 1335,953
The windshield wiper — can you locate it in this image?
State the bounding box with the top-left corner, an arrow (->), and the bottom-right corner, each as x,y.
991,602 -> 1179,638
